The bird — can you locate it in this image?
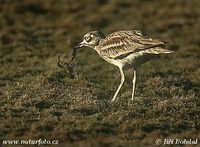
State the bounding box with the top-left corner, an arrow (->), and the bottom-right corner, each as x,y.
74,30 -> 174,102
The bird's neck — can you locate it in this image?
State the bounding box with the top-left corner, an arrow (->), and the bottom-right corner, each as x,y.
92,39 -> 104,52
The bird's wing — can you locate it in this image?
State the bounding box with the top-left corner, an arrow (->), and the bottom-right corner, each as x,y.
98,30 -> 165,59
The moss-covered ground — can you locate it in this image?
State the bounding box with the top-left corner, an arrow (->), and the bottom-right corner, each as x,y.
0,0 -> 200,146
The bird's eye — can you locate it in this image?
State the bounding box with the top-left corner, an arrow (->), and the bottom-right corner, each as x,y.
85,36 -> 91,42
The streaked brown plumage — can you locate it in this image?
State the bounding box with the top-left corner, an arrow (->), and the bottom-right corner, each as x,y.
98,30 -> 171,58
75,30 -> 174,102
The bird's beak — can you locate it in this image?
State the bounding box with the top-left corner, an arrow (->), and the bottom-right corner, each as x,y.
71,40 -> 86,61
74,44 -> 81,49
72,40 -> 87,60
74,40 -> 87,49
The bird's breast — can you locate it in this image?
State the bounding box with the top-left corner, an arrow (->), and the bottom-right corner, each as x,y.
99,55 -> 124,68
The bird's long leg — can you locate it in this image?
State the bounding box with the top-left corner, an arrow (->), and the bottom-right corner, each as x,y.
131,69 -> 137,100
111,67 -> 125,102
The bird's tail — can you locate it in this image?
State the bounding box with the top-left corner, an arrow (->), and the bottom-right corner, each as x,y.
146,47 -> 175,54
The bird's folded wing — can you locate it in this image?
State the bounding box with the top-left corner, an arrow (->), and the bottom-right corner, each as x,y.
99,30 -> 165,59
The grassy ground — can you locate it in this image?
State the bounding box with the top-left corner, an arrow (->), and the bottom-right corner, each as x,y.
0,0 -> 200,146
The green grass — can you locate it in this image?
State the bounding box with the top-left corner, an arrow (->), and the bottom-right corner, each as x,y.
0,0 -> 200,146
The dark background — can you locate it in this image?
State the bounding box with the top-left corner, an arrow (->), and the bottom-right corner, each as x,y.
0,0 -> 200,146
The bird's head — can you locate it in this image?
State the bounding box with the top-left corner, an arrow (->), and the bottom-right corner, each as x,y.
75,31 -> 105,49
